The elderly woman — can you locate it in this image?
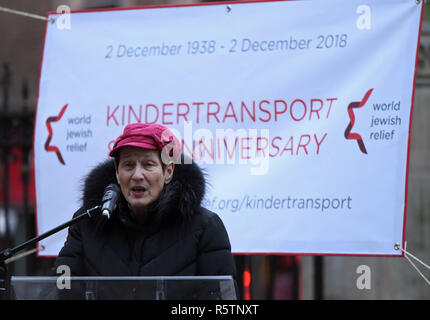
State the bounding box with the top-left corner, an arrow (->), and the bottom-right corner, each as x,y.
54,123 -> 236,297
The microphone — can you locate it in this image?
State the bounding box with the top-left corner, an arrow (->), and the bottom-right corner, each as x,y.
101,184 -> 120,219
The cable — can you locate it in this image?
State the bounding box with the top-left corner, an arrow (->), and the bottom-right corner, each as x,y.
395,244 -> 430,286
0,6 -> 54,23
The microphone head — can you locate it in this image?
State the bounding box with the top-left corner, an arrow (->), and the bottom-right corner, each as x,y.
101,183 -> 121,219
102,183 -> 120,200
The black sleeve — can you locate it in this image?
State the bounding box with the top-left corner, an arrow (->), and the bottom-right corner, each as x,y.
196,213 -> 237,278
52,208 -> 85,276
195,212 -> 239,299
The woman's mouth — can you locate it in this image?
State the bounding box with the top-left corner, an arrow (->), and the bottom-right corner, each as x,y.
131,186 -> 147,197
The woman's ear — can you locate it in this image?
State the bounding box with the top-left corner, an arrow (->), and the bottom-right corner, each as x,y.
164,162 -> 175,184
114,160 -> 120,185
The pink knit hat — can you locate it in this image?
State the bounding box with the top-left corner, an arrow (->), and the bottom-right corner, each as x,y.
109,123 -> 181,162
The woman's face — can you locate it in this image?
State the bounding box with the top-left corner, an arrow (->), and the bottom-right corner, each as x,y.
115,147 -> 174,221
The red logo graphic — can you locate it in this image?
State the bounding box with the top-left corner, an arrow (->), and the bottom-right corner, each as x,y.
344,89 -> 373,154
44,104 -> 68,165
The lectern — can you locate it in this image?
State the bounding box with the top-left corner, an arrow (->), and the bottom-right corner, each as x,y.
11,275 -> 237,300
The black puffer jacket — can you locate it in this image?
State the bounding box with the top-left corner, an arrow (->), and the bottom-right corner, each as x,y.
53,156 -> 237,298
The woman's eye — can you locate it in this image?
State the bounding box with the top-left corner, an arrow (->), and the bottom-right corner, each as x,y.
123,162 -> 134,168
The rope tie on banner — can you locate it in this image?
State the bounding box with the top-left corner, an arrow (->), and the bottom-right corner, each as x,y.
0,6 -> 54,23
395,244 -> 430,286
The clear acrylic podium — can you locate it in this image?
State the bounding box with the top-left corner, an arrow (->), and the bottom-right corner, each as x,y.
10,276 -> 237,300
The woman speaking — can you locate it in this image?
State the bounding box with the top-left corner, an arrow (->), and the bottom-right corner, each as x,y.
54,123 -> 237,298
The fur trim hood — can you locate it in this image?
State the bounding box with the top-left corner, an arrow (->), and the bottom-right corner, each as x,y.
80,155 -> 206,226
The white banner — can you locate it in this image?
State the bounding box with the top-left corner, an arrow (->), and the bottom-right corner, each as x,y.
34,0 -> 423,256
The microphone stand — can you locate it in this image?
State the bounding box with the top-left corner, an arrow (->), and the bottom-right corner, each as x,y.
0,205 -> 101,300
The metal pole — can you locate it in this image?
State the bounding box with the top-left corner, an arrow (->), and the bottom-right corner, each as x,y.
314,256 -> 324,300
2,64 -> 9,113
292,256 -> 299,300
21,79 -> 31,275
1,64 -> 11,251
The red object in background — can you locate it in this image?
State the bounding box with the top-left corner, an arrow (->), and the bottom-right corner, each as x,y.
0,146 -> 36,206
243,267 -> 251,300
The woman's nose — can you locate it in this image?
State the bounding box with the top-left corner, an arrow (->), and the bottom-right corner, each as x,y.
131,165 -> 145,180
